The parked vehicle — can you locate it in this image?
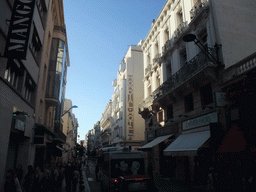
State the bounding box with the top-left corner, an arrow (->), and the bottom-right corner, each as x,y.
98,147 -> 154,192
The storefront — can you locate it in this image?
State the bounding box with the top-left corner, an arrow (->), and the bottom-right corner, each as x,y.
163,112 -> 220,184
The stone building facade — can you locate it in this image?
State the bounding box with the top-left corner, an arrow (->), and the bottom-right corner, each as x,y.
139,0 -> 256,188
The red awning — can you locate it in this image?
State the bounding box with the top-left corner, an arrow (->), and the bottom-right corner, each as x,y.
217,124 -> 246,153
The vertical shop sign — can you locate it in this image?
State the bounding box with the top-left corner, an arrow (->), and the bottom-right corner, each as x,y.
4,0 -> 36,60
127,75 -> 134,140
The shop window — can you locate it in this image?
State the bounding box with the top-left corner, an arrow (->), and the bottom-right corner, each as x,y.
200,83 -> 213,106
166,104 -> 174,119
184,93 -> 194,113
158,110 -> 164,123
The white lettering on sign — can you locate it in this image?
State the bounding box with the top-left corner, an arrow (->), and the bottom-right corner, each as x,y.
183,112 -> 218,130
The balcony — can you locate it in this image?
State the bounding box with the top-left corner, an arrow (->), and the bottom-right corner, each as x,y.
190,1 -> 209,21
162,40 -> 172,56
223,52 -> 256,83
145,64 -> 152,76
153,53 -> 163,66
54,26 -> 66,35
173,22 -> 187,40
139,48 -> 217,111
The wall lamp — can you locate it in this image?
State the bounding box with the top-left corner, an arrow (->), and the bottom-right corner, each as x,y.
61,105 -> 78,117
182,34 -> 223,68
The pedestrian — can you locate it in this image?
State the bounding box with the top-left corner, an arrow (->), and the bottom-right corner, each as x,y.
15,163 -> 23,183
72,168 -> 80,192
95,162 -> 99,180
65,162 -> 73,192
23,165 -> 34,192
33,166 -> 43,192
41,169 -> 54,192
53,165 -> 59,191
207,167 -> 218,192
57,167 -> 65,192
4,169 -> 22,192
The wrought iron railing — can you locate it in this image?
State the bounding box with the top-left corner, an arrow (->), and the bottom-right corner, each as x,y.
190,1 -> 208,20
162,40 -> 172,55
153,53 -> 163,64
174,22 -> 187,40
54,26 -> 66,35
145,64 -> 152,75
139,48 -> 217,110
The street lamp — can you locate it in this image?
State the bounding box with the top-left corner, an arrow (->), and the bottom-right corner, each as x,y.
182,34 -> 223,67
61,105 -> 78,117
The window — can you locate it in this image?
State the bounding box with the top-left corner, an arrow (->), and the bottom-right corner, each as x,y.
42,65 -> 47,90
198,31 -> 208,50
4,60 -> 24,92
166,104 -> 174,119
177,10 -> 183,26
200,83 -> 213,106
36,0 -> 47,27
148,85 -> 151,96
179,49 -> 187,68
158,110 -> 164,123
24,74 -> 36,103
30,26 -> 42,63
165,29 -> 169,41
184,93 -> 194,113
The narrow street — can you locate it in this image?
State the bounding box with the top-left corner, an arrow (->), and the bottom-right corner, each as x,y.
82,160 -> 207,192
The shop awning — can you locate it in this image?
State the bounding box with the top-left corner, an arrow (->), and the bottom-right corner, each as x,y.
216,124 -> 246,153
138,134 -> 173,151
164,130 -> 210,156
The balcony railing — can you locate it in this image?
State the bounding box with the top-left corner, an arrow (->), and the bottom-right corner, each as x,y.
153,53 -> 163,65
139,48 -> 217,110
190,1 -> 209,20
236,53 -> 256,75
145,64 -> 152,75
54,26 -> 66,35
174,22 -> 187,40
162,40 -> 172,55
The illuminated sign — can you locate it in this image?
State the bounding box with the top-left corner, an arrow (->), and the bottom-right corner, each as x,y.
4,0 -> 36,60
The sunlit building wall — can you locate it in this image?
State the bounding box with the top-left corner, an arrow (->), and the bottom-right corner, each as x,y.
62,99 -> 77,162
111,41 -> 145,150
100,100 -> 112,147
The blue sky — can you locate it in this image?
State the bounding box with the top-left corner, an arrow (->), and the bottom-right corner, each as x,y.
63,0 -> 166,141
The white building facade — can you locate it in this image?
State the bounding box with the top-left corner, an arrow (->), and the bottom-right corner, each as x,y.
139,0 -> 256,187
110,42 -> 145,150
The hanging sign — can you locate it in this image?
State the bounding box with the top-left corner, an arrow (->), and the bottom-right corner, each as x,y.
4,0 -> 36,60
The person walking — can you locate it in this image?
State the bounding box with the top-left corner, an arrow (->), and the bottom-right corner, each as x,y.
41,169 -> 54,192
15,164 -> 23,183
4,169 -> 22,192
72,168 -> 80,192
207,167 -> 219,192
65,162 -> 74,192
23,165 -> 34,192
33,166 -> 43,192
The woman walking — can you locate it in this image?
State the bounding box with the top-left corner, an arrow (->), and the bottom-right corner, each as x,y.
4,169 -> 22,192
